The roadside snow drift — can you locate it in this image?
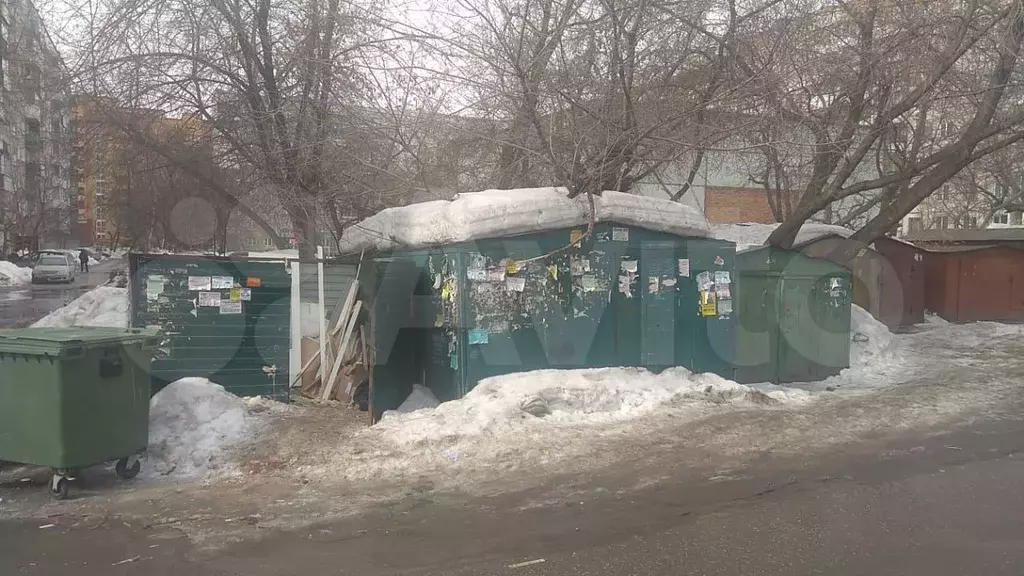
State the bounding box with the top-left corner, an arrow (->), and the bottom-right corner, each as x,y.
147,378 -> 250,479
339,187 -> 710,253
0,262 -> 32,287
371,368 -> 805,447
31,286 -> 129,328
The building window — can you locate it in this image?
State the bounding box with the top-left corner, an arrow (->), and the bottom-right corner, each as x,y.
993,212 -> 1009,225
1012,212 -> 1023,226
264,237 -> 273,247
935,216 -> 949,230
95,180 -> 105,197
908,217 -> 923,233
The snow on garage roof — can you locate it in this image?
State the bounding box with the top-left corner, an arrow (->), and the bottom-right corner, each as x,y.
710,222 -> 854,252
338,187 -> 710,254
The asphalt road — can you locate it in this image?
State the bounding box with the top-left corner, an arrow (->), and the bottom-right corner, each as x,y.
3,410 -> 1024,575
0,258 -> 124,328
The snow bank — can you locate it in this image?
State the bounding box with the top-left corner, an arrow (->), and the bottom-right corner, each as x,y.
849,304 -> 899,366
370,368 -> 804,446
383,384 -> 441,419
339,187 -> 710,254
146,378 -> 250,479
0,261 -> 32,286
31,286 -> 129,328
245,249 -> 299,260
711,222 -> 854,251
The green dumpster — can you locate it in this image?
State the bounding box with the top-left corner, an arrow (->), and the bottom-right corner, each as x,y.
0,327 -> 158,499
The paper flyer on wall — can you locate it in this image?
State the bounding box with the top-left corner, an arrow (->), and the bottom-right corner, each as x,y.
219,301 -> 243,315
696,271 -> 713,291
188,276 -> 212,291
678,259 -> 690,277
198,291 -> 221,307
211,276 -> 234,290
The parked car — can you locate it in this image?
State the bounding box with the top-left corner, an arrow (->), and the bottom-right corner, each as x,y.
31,253 -> 77,284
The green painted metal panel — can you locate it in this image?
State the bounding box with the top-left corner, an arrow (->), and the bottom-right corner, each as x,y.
680,239 -> 737,378
367,224 -> 738,406
733,247 -> 851,383
733,272 -> 780,383
129,255 -> 291,398
0,328 -> 156,469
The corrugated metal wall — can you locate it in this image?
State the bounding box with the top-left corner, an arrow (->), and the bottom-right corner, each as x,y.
298,262 -> 359,330
129,254 -> 291,398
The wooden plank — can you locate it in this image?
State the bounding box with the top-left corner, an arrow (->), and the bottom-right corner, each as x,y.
290,343 -> 321,388
346,324 -> 369,397
321,300 -> 363,401
330,280 -> 360,338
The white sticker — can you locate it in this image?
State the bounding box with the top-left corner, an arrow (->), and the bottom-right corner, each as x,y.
663,278 -> 677,287
618,275 -> 633,298
696,271 -> 713,291
612,227 -> 629,242
505,277 -> 526,292
714,271 -> 730,284
486,268 -> 506,282
211,276 -> 234,289
467,268 -> 486,281
678,259 -> 690,277
198,291 -> 221,307
219,301 -> 243,315
648,276 -> 660,294
581,275 -> 599,292
146,278 -> 165,301
718,299 -> 733,315
620,260 -> 638,273
239,288 -> 252,301
188,276 -> 212,291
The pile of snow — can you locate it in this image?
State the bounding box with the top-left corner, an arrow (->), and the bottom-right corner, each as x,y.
339,187 -> 710,254
147,378 -> 250,479
245,248 -> 299,260
31,286 -> 129,328
711,222 -> 854,251
849,304 -> 899,366
88,256 -> 100,266
383,384 -> 441,419
0,261 -> 32,286
370,368 -> 805,447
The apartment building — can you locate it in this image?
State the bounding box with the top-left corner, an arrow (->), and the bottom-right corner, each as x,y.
0,0 -> 72,253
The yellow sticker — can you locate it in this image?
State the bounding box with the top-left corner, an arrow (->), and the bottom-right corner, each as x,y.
700,291 -> 717,316
441,282 -> 452,301
230,287 -> 242,302
435,313 -> 444,328
506,260 -> 520,275
547,264 -> 559,281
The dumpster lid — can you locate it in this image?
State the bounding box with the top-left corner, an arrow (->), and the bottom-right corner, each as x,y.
0,327 -> 160,356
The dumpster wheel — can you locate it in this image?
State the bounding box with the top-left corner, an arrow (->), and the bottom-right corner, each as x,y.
115,457 -> 141,480
51,476 -> 70,500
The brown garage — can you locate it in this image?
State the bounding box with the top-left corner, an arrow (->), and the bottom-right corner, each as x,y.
796,234 -> 926,329
922,245 -> 1024,322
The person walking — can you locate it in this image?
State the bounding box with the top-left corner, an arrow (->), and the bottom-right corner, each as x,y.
79,249 -> 89,273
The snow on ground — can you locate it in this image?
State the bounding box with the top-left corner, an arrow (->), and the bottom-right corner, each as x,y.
0,261 -> 32,286
308,367 -> 811,485
339,187 -> 710,254
146,378 -> 252,480
31,286 -> 130,328
374,368 -> 805,446
711,222 -> 853,251
382,384 -> 441,418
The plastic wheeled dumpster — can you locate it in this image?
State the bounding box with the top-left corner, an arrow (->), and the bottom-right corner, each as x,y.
0,327 -> 158,499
